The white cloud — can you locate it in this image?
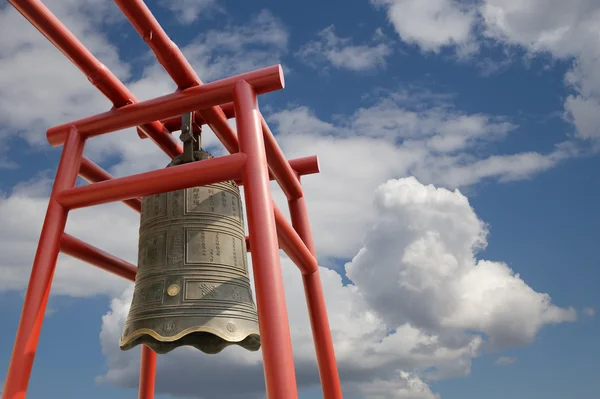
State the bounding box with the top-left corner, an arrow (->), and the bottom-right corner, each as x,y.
96,177 -> 574,397
355,372 -> 440,399
158,0 -> 224,25
181,9 -> 289,82
0,177 -> 137,297
0,0 -> 125,148
583,307 -> 595,317
297,25 -> 392,71
479,0 -> 600,141
371,0 -> 600,142
495,356 -> 517,366
267,92 -> 574,260
346,177 -> 576,348
371,0 -> 477,53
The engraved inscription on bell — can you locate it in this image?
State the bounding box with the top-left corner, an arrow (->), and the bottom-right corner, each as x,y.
186,186 -> 241,220
138,231 -> 167,268
184,281 -> 252,303
140,193 -> 168,225
120,153 -> 260,356
130,281 -> 165,309
186,230 -> 244,269
168,228 -> 185,266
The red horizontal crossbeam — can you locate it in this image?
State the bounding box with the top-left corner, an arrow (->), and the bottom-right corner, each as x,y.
60,233 -> 137,281
160,105 -> 304,200
233,155 -> 320,186
47,65 -> 284,145
58,152 -> 247,210
79,157 -> 142,212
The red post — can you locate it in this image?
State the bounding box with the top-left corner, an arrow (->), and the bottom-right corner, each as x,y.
138,346 -> 157,399
289,196 -> 343,399
234,80 -> 299,398
1,128 -> 85,399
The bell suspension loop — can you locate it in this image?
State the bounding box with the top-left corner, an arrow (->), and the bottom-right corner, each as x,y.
179,112 -> 201,163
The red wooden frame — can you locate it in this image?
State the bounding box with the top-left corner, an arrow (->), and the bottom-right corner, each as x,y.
1,1 -> 343,399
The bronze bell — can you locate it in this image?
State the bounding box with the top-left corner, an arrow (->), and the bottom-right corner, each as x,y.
120,116 -> 260,355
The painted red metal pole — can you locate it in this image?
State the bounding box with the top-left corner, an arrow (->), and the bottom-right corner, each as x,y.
234,80 -> 299,398
58,153 -> 246,210
1,128 -> 85,399
79,157 -> 142,212
233,155 -> 321,186
139,345 -> 157,399
289,195 -> 343,399
80,151 -> 316,197
260,117 -> 303,200
8,0 -> 181,159
287,155 -> 321,176
47,65 -> 284,145
59,233 -> 137,281
113,0 -> 238,153
273,207 -> 318,275
111,1 -> 303,200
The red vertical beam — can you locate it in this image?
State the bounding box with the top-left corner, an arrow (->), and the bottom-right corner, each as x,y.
138,346 -> 157,399
289,195 -> 343,399
1,128 -> 85,399
234,80 -> 298,398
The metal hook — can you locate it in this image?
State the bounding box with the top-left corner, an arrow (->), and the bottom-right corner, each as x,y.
179,112 -> 196,163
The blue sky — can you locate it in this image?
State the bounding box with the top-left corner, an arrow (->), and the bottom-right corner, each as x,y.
1,0 -> 599,398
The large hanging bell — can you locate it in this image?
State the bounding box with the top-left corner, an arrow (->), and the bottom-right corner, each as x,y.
120,149 -> 261,355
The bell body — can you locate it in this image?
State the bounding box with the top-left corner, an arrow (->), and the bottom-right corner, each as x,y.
121,154 -> 260,354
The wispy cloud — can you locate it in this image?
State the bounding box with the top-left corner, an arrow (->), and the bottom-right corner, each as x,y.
158,0 -> 224,25
583,307 -> 596,317
297,25 -> 392,72
495,356 -> 518,366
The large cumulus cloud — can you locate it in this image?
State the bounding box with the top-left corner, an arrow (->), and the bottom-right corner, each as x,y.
96,177 -> 575,398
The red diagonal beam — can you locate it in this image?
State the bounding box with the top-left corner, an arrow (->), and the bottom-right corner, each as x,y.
115,0 -> 238,152
8,0 -> 182,158
79,157 -> 142,212
113,0 -> 303,200
46,65 -> 284,145
60,233 -> 137,281
261,116 -> 303,199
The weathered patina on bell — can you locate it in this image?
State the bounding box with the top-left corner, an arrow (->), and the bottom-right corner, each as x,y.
120,114 -> 260,355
